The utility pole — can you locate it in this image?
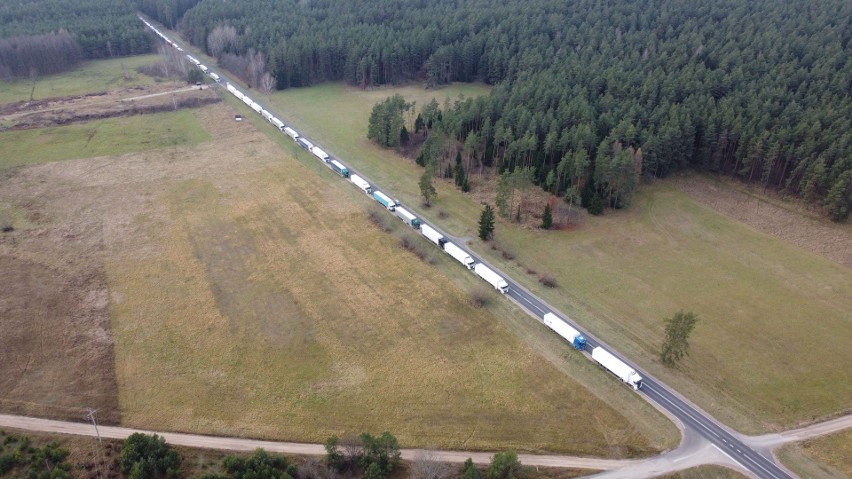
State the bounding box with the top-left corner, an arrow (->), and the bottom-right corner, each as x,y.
85,408 -> 104,478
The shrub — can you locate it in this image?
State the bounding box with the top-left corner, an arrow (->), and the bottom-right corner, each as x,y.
538,274 -> 557,288
120,433 -> 180,479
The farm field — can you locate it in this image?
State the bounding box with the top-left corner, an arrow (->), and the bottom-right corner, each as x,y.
0,82 -> 677,456
777,429 -> 852,479
0,55 -> 161,104
267,82 -> 852,434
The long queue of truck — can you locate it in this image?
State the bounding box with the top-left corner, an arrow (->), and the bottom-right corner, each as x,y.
138,16 -> 645,392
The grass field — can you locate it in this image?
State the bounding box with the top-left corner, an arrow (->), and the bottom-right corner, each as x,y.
0,55 -> 160,104
654,465 -> 748,478
777,429 -> 852,479
0,95 -> 676,456
266,82 -> 852,433
0,109 -> 210,170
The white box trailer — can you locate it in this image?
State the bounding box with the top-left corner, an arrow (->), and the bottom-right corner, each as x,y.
241,96 -> 253,106
474,263 -> 509,293
209,72 -> 220,82
350,174 -> 372,194
542,313 -> 586,350
296,138 -> 314,151
199,64 -> 209,73
234,90 -> 245,101
443,242 -> 474,269
591,347 -> 643,390
271,118 -> 285,130
311,146 -> 330,162
250,102 -> 263,114
420,224 -> 446,247
261,110 -> 274,122
283,127 -> 299,140
226,83 -> 238,95
394,206 -> 420,229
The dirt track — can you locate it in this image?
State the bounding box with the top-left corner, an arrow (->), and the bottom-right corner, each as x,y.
0,414 -> 632,470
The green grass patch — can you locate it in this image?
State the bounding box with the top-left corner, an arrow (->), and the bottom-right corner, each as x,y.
0,55 -> 160,104
266,82 -> 852,434
777,429 -> 852,479
654,465 -> 749,478
0,109 -> 210,169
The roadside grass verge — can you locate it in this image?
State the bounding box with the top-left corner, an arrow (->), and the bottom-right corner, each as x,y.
777,429 -> 852,479
0,109 -> 210,170
266,82 -> 852,434
654,465 -> 748,478
0,55 -> 161,104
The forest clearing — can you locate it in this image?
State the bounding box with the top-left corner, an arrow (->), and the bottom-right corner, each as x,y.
0,67 -> 677,454
264,81 -> 852,434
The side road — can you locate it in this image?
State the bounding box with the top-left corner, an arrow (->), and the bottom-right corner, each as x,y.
1,412 -> 849,477
0,414 -> 633,470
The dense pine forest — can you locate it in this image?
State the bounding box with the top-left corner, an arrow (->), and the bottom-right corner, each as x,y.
148,1 -> 851,217
0,0 -> 151,78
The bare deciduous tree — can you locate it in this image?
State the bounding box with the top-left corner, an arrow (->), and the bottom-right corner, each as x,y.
410,449 -> 453,479
260,71 -> 276,93
207,25 -> 238,58
247,49 -> 266,88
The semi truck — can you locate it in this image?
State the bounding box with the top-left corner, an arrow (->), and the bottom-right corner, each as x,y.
199,64 -> 208,73
209,72 -> 220,82
350,174 -> 372,194
311,146 -> 330,162
591,347 -> 643,390
296,138 -> 314,151
249,102 -> 263,114
330,160 -> 349,178
226,83 -> 238,95
443,242 -> 474,269
542,313 -> 586,350
394,206 -> 421,229
372,191 -> 398,211
261,110 -> 274,122
474,263 -> 509,293
271,118 -> 285,131
420,224 -> 446,247
283,127 -> 299,140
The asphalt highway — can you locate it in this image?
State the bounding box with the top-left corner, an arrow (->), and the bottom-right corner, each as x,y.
141,16 -> 795,479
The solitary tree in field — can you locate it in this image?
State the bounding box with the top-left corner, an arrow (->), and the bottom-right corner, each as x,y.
661,311 -> 699,367
478,204 -> 495,241
419,162 -> 437,206
541,203 -> 553,229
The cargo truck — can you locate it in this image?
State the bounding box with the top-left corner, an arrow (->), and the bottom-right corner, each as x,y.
209,72 -> 220,82
283,127 -> 299,140
474,263 -> 509,293
297,138 -> 314,151
542,313 -> 586,350
311,146 -> 330,162
394,206 -> 421,229
420,224 -> 446,247
261,110 -> 274,122
330,160 -> 349,177
271,118 -> 285,131
372,191 -> 398,211
199,64 -> 208,73
591,347 -> 643,390
350,174 -> 372,194
250,102 -> 263,114
241,96 -> 253,106
443,242 -> 474,269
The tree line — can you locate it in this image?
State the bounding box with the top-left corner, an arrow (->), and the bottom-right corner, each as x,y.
141,0 -> 850,219
0,0 -> 152,79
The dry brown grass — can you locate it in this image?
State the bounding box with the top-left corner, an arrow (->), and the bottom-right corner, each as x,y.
777,429 -> 852,479
0,101 -> 673,456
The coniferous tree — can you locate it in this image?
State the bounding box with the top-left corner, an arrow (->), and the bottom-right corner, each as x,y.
478,204 -> 495,241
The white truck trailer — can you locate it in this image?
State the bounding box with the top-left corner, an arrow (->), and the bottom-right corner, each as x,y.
241,96 -> 253,106
226,83 -> 238,95
249,102 -> 263,114
199,64 -> 209,73
311,146 -> 330,162
271,118 -> 285,131
296,138 -> 314,151
283,127 -> 299,140
209,72 -> 220,82
261,110 -> 274,122
542,313 -> 586,350
394,206 -> 421,229
350,174 -> 372,194
474,263 -> 509,293
591,347 -> 643,390
443,242 -> 474,269
420,224 -> 446,247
